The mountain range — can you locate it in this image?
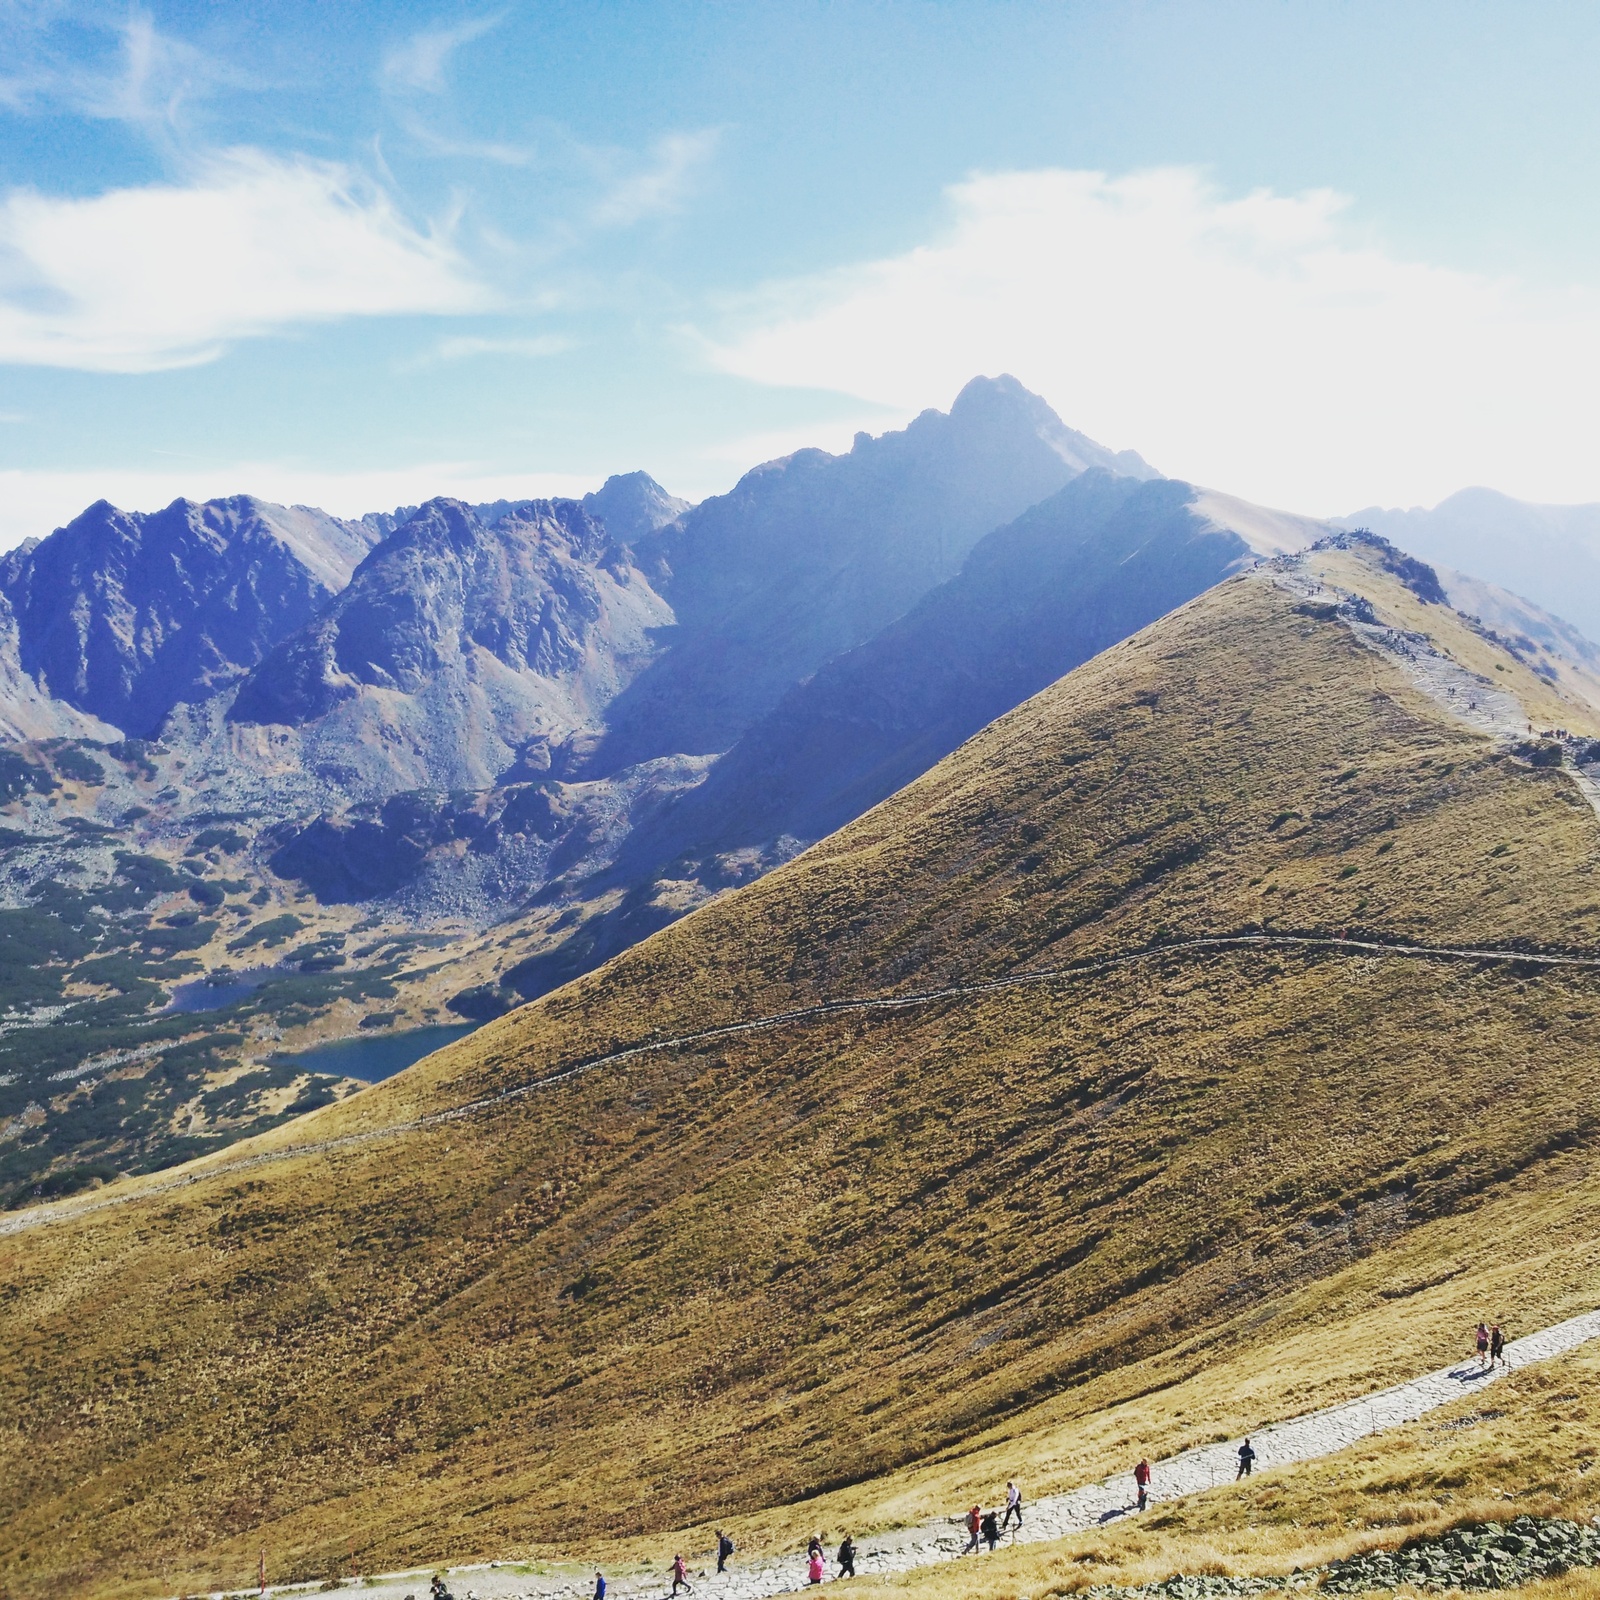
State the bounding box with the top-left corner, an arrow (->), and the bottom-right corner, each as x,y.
10,531 -> 1600,1600
0,376 -> 1597,1201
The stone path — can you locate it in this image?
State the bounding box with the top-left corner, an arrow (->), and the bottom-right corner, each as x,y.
13,932 -> 1600,1242
235,1309 -> 1600,1600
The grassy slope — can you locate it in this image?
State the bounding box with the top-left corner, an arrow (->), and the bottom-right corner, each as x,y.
7,551 -> 1600,1598
876,1333 -> 1600,1600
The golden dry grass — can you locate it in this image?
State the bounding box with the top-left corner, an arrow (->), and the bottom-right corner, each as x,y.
6,551 -> 1600,1599
861,1337 -> 1600,1600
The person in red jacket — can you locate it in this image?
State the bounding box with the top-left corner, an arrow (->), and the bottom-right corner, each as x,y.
962,1506 -> 981,1554
1134,1458 -> 1151,1512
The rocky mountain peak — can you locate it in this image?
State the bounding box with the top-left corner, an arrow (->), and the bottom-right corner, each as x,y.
0,494 -> 380,737
588,375 -> 1155,771
582,472 -> 691,545
225,495 -> 673,793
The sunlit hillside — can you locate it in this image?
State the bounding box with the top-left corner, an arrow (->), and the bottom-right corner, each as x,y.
7,539 -> 1600,1599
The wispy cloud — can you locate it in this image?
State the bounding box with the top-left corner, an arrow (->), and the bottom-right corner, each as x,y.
381,13 -> 504,94
708,166 -> 1600,512
0,8 -> 242,137
592,129 -> 720,227
0,147 -> 488,372
400,333 -> 575,370
379,13 -> 535,165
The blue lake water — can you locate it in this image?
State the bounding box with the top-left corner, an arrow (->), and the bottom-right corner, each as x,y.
164,967 -> 292,1014
270,1023 -> 480,1084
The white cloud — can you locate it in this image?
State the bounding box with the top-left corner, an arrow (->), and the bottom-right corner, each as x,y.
0,462 -> 602,551
403,332 -> 579,366
707,166 -> 1600,513
592,130 -> 720,227
0,9 -> 239,135
0,147 -> 488,372
382,14 -> 504,94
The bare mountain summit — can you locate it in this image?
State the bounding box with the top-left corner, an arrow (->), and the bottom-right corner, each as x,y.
588,373 -> 1157,770
0,495 -> 380,738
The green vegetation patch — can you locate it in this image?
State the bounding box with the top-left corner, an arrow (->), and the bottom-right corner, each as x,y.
228,914 -> 305,951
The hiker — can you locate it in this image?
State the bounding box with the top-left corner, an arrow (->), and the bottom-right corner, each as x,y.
1491,1324 -> 1507,1366
594,1574 -> 607,1600
1001,1479 -> 1023,1530
717,1531 -> 734,1574
672,1554 -> 693,1596
1237,1438 -> 1256,1479
431,1577 -> 454,1600
1475,1322 -> 1490,1367
962,1505 -> 982,1554
981,1509 -> 1000,1552
838,1534 -> 856,1580
1134,1458 -> 1151,1512
808,1534 -> 824,1559
808,1547 -> 825,1585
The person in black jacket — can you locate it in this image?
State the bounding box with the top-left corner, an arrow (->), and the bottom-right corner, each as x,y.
980,1510 -> 1000,1551
717,1532 -> 734,1573
838,1535 -> 856,1579
1237,1438 -> 1257,1479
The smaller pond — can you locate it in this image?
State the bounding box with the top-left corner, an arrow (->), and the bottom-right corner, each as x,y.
164,966 -> 293,1014
270,1023 -> 480,1084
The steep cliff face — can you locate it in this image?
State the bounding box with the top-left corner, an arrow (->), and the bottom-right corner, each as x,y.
587,374 -> 1157,771
0,590 -> 119,744
227,498 -> 673,794
0,496 -> 379,737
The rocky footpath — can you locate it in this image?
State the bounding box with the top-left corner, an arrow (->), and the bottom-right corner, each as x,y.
246,1313 -> 1600,1600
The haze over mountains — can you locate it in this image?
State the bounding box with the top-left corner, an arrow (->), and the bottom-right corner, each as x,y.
0,374 -> 1597,1200
1342,487 -> 1600,646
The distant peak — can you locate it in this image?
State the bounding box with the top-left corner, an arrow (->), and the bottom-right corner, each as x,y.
949,372 -> 1040,410
583,471 -> 691,544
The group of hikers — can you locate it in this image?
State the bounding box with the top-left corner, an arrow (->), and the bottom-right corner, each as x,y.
594,1320 -> 1515,1600
655,1528 -> 858,1594
636,1443 -> 1257,1596
1474,1322 -> 1508,1368
958,1480 -> 1026,1554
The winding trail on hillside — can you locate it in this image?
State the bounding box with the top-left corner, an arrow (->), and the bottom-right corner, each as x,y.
260,1307 -> 1600,1600
8,931 -> 1600,1241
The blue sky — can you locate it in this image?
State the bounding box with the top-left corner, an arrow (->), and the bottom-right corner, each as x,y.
5,1 -> 1600,541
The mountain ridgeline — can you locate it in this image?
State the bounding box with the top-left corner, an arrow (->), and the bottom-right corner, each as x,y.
0,374 -> 1598,1200
0,496 -> 382,738
11,539 -> 1600,1600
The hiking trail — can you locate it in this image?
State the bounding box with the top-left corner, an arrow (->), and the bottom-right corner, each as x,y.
234,1308 -> 1600,1600
7,932 -> 1600,1241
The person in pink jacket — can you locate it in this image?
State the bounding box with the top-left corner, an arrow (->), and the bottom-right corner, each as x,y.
807,1549 -> 825,1584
